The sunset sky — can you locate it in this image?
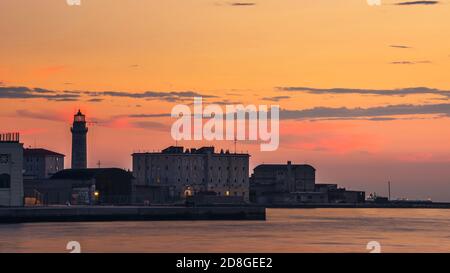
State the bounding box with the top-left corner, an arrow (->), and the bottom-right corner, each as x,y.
1,0 -> 450,201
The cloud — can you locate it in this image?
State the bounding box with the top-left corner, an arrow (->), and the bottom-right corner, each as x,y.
279,103 -> 450,120
0,85 -> 216,102
85,90 -> 216,102
130,121 -> 168,131
395,1 -> 439,5
262,96 -> 291,102
0,86 -> 80,101
206,99 -> 244,105
389,45 -> 412,49
13,109 -> 168,133
277,86 -> 450,98
390,60 -> 432,65
230,2 -> 256,6
127,113 -> 171,118
390,61 -> 415,65
87,98 -> 104,103
124,102 -> 450,122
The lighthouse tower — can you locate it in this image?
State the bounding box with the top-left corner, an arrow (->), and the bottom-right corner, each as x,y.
71,110 -> 88,169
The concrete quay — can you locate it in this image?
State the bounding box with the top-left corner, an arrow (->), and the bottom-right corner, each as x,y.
0,206 -> 266,224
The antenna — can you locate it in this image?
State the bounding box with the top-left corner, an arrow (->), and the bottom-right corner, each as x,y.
388,181 -> 391,201
234,137 -> 237,154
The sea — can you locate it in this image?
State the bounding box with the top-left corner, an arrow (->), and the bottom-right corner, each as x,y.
1,208 -> 449,253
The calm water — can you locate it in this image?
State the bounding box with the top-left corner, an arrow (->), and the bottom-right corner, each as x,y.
0,208 -> 449,253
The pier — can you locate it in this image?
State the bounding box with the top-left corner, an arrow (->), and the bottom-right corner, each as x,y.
0,206 -> 266,224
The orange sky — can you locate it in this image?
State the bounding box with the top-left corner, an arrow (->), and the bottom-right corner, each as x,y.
1,0 -> 450,201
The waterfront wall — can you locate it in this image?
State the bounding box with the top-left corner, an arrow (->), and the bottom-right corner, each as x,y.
0,206 -> 266,223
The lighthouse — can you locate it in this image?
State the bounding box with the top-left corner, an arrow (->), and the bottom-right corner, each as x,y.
71,110 -> 88,169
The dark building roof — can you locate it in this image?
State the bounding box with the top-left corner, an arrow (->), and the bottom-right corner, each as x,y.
24,148 -> 65,157
162,146 -> 217,154
135,146 -> 249,156
51,168 -> 132,180
254,163 -> 315,172
162,146 -> 184,154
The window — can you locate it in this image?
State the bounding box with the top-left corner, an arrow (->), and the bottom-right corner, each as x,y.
0,174 -> 10,188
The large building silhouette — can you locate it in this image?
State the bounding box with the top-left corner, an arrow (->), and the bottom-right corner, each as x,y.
71,110 -> 88,169
250,161 -> 365,204
132,146 -> 250,202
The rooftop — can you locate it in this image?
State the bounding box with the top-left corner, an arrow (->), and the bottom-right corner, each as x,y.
254,162 -> 316,171
24,148 -> 65,157
51,168 -> 132,180
133,146 -> 249,156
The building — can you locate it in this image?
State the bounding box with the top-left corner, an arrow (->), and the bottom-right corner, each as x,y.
132,146 -> 250,203
250,161 -> 316,193
23,148 -> 65,179
24,168 -> 133,205
317,184 -> 365,203
0,133 -> 24,207
250,161 -> 365,205
250,161 -> 317,204
327,188 -> 365,203
71,110 -> 88,169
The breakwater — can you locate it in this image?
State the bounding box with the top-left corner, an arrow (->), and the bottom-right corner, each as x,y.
0,206 -> 266,223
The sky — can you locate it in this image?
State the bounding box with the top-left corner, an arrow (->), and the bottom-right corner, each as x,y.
1,0 -> 450,201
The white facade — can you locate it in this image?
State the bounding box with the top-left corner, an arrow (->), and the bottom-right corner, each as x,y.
0,134 -> 24,207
